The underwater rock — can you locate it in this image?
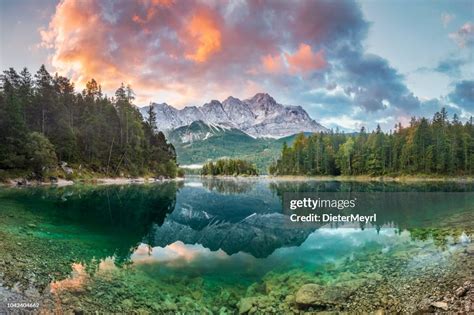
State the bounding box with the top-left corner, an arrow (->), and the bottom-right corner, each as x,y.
455,286 -> 468,297
328,280 -> 364,300
238,297 -> 257,314
465,244 -> 474,255
431,301 -> 448,311
295,278 -> 366,308
295,283 -> 323,306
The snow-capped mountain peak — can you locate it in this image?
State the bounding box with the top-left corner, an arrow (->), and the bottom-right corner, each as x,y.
140,93 -> 328,138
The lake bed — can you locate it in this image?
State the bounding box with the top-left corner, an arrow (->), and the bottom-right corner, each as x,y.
0,178 -> 473,313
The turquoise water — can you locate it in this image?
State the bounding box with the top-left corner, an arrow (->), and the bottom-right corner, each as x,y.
0,178 -> 473,313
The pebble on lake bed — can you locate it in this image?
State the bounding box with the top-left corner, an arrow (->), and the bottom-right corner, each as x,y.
431,301 -> 449,311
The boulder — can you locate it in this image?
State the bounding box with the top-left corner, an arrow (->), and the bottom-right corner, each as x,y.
295,279 -> 364,307
238,297 -> 257,314
295,284 -> 323,306
455,286 -> 468,297
16,178 -> 28,186
323,280 -> 363,302
465,244 -> 474,255
60,161 -> 74,175
431,301 -> 448,311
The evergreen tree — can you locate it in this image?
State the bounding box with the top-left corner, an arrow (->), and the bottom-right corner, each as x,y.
147,105 -> 157,133
0,66 -> 178,179
269,110 -> 473,177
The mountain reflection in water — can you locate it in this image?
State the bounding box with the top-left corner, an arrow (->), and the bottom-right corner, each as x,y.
0,177 -> 473,313
1,177 -> 473,264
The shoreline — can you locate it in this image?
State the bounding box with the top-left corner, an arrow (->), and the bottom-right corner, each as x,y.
196,174 -> 474,182
1,174 -> 473,188
265,175 -> 474,182
0,176 -> 185,188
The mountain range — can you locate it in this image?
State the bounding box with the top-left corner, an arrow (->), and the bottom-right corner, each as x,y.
140,93 -> 327,139
139,93 -> 327,172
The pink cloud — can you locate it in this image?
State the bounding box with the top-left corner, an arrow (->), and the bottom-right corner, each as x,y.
39,0 -> 364,106
262,54 -> 285,74
285,43 -> 326,75
183,12 -> 222,63
449,22 -> 474,48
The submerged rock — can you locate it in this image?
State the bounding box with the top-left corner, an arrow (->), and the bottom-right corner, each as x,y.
295,278 -> 366,308
238,297 -> 257,314
295,283 -> 323,306
431,301 -> 449,311
465,244 -> 474,255
455,286 -> 468,297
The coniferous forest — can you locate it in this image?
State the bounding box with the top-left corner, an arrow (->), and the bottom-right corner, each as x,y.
0,66 -> 178,179
201,158 -> 258,176
269,110 -> 474,176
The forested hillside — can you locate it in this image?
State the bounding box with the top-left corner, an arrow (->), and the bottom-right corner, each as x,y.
0,66 -> 178,179
270,110 -> 474,176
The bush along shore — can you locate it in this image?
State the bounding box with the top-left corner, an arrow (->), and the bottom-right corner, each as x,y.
0,66 -> 180,183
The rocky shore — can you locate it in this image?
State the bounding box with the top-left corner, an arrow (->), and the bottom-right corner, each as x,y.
1,240 -> 473,314
236,243 -> 474,314
1,176 -> 183,188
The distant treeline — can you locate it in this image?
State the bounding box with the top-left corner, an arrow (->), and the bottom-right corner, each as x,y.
269,109 -> 474,176
0,66 -> 178,179
201,159 -> 258,176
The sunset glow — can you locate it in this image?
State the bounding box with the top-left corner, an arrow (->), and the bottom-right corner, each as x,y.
1,0 -> 472,130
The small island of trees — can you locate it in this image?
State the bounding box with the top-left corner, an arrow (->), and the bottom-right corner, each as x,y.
201,159 -> 258,176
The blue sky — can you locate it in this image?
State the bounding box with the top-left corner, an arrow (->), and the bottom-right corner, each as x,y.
361,0 -> 472,99
1,0 -> 472,132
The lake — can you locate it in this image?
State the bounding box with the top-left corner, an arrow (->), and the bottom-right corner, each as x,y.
0,177 -> 473,313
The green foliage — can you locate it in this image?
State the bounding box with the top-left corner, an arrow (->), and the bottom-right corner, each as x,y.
177,168 -> 185,177
24,132 -> 58,177
201,158 -> 258,176
0,66 -> 178,178
270,112 -> 474,176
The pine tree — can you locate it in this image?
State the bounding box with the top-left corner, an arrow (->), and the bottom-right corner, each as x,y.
147,105 -> 157,133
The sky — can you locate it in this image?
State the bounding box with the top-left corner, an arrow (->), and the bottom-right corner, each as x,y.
1,0 -> 473,131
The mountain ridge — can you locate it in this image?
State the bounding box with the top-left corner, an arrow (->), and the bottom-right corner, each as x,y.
140,93 -> 328,138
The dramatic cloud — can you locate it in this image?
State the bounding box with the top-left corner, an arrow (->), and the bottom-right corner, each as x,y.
336,52 -> 420,112
261,44 -> 326,76
285,44 -> 326,75
448,80 -> 474,112
434,56 -> 468,77
40,0 -> 442,130
262,54 -> 285,74
449,22 -> 474,48
184,13 -> 222,63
